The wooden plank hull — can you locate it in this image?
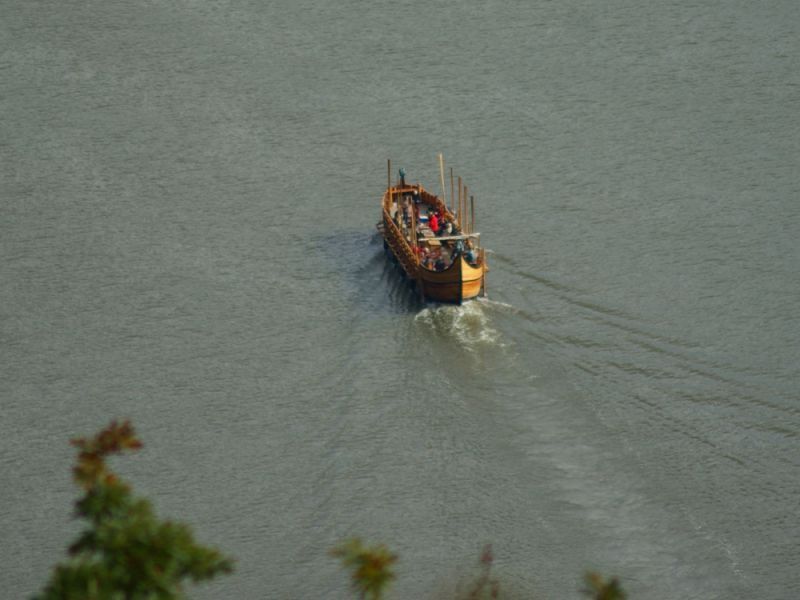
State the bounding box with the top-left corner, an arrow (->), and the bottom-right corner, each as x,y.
378,182 -> 486,304
419,256 -> 484,303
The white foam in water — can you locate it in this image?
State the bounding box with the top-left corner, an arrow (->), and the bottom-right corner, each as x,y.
475,296 -> 517,313
415,299 -> 505,351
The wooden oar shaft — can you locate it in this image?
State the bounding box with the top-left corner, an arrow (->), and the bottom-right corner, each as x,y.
427,233 -> 481,241
449,168 -> 454,215
470,195 -> 475,235
457,176 -> 462,227
438,153 -> 447,208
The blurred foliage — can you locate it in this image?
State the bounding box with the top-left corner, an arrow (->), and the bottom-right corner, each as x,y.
582,572 -> 627,600
35,420 -> 233,600
465,544 -> 500,600
331,538 -> 397,600
331,539 -> 627,600
35,420 -> 628,599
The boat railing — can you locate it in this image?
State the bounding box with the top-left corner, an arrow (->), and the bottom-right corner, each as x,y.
382,206 -> 419,275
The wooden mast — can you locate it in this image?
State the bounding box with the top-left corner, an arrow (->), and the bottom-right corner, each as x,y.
463,185 -> 469,233
411,197 -> 417,250
387,159 -> 393,223
470,195 -> 475,235
463,183 -> 467,231
457,176 -> 462,229
450,168 -> 455,217
438,153 -> 447,210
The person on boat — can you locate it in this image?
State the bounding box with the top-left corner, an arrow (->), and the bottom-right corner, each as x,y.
403,200 -> 413,227
398,168 -> 406,187
434,257 -> 446,271
466,247 -> 478,265
429,211 -> 439,235
454,239 -> 465,256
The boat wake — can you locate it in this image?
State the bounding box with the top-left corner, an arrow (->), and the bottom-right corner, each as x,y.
414,298 -> 508,351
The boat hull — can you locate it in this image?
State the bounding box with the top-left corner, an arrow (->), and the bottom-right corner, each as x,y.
378,183 -> 486,304
419,256 -> 483,303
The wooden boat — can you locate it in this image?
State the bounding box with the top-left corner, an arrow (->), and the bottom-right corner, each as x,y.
376,158 -> 487,304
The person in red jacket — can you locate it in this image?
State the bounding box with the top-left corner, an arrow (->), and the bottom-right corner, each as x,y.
429,211 -> 439,235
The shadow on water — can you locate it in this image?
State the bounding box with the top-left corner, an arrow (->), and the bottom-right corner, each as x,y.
312,228 -> 425,315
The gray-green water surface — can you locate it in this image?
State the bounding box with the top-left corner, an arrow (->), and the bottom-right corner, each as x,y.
2,0 -> 799,598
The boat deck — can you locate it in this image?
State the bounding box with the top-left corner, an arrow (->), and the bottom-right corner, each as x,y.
396,203 -> 450,266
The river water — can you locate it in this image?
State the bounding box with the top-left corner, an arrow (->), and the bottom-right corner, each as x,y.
2,0 -> 798,598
